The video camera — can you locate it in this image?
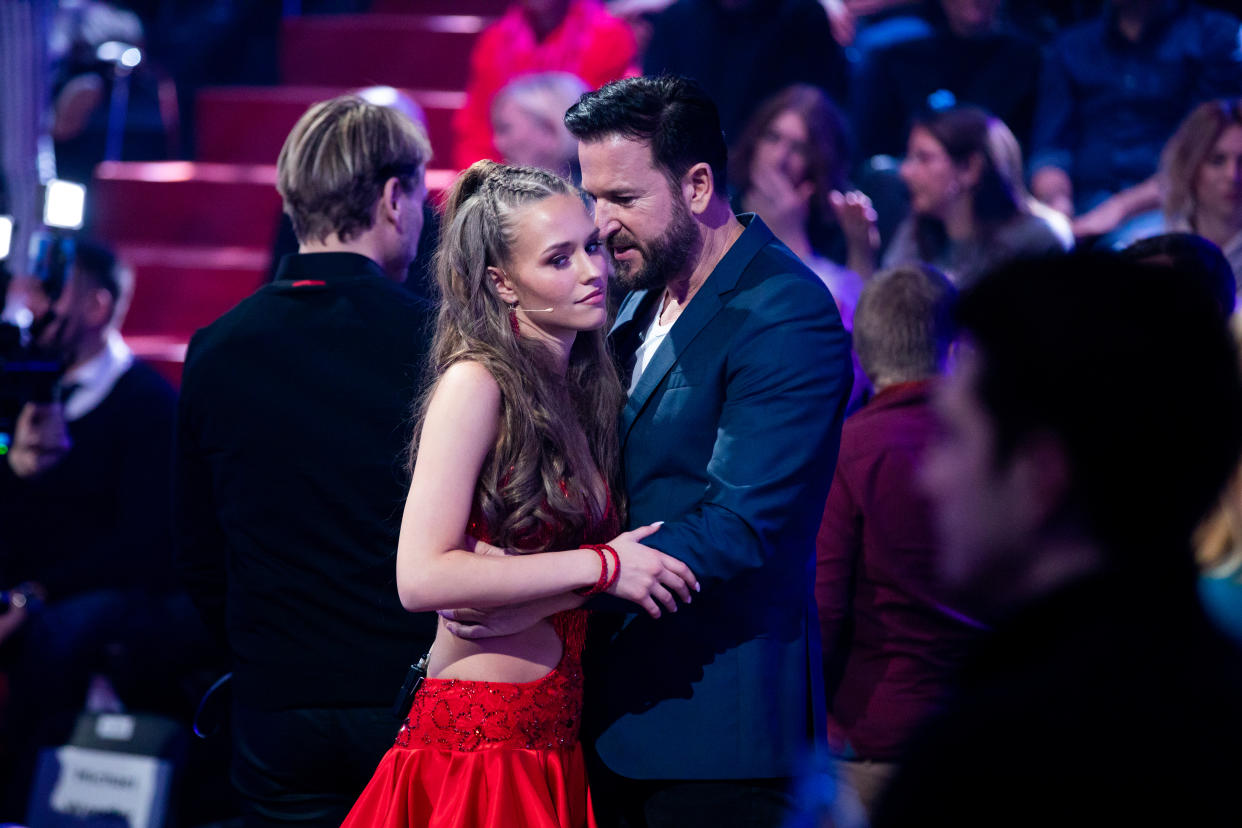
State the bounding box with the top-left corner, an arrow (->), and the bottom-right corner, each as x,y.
0,179 -> 87,450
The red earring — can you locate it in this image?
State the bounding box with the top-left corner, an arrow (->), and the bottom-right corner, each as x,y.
509,304 -> 520,336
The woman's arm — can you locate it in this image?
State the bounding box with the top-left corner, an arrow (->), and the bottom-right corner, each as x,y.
396,361 -> 697,615
396,361 -> 600,611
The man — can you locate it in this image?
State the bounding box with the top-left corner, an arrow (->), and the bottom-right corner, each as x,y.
815,264 -> 979,818
852,0 -> 1042,159
872,253 -> 1242,825
451,0 -> 636,170
175,95 -> 437,826
1030,0 -> 1242,237
642,0 -> 847,145
568,75 -> 851,826
0,240 -> 191,816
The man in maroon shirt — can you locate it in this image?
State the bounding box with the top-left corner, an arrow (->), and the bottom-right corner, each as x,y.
815,263 -> 980,816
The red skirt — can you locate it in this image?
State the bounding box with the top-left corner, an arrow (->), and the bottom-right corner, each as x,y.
342,611 -> 595,827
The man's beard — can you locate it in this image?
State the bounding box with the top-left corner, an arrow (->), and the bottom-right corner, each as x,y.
608,196 -> 698,293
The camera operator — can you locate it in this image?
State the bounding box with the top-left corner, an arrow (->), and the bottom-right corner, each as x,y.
0,239 -> 207,819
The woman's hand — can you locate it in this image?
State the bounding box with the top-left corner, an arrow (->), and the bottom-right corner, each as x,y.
606,523 -> 699,618
831,190 -> 880,279
749,166 -> 814,236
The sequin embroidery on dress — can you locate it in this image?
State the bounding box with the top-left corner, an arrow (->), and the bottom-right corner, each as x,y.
394,609 -> 588,751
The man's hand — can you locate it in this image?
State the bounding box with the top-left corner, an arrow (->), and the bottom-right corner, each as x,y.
440,593 -> 585,640
8,402 -> 72,478
438,537 -> 584,639
1031,166 -> 1074,218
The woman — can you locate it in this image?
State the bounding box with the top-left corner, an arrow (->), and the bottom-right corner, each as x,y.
1155,98 -> 1242,289
731,84 -> 865,321
343,161 -> 697,827
490,72 -> 589,180
845,105 -> 1068,287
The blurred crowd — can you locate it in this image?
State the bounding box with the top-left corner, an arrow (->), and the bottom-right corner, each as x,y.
1,0 -> 1242,825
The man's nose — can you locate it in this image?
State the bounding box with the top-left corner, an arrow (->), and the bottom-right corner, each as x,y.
594,201 -> 621,236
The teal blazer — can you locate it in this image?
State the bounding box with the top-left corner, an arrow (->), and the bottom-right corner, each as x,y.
584,215 -> 852,779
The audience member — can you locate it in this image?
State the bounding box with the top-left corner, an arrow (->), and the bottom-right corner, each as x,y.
174,95 -> 438,826
1149,99 -> 1242,282
815,263 -> 979,819
451,0 -> 636,170
642,0 -> 848,145
1122,232 -> 1236,319
730,84 -> 864,319
848,106 -> 1068,285
821,0 -> 933,55
1196,320 -> 1242,644
873,252 -> 1242,825
852,0 -> 1042,159
1029,0 -> 1242,237
0,240 -> 203,818
490,71 -> 589,179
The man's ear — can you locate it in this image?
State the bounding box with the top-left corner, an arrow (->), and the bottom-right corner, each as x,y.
84,287 -> 115,328
379,176 -> 404,227
683,162 -> 715,215
488,266 -> 518,305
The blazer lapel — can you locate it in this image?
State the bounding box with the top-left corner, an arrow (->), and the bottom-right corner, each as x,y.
614,215 -> 776,448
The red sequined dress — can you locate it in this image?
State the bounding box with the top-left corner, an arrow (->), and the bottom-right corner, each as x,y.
341,501 -> 616,828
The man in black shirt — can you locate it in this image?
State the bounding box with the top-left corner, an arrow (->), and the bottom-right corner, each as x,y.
175,94 -> 437,827
0,240 -> 197,819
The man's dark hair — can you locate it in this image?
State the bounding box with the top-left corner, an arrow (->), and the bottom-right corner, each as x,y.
564,75 -> 729,194
957,252 -> 1242,577
853,263 -> 956,386
72,239 -> 120,302
1121,232 -> 1237,318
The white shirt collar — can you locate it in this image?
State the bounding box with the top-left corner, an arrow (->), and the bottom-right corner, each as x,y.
61,329 -> 133,421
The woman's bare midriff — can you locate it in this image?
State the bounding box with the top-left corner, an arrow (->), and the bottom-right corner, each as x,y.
426,615 -> 563,684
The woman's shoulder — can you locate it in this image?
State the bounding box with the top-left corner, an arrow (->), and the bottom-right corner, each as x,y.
429,361 -> 503,425
1000,209 -> 1072,254
439,360 -> 501,396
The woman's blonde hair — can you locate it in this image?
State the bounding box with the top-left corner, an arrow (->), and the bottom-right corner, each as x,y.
1161,98 -> 1242,223
411,161 -> 624,550
276,94 -> 432,244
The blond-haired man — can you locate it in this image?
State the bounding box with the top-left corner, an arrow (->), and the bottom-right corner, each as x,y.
175,95 -> 437,827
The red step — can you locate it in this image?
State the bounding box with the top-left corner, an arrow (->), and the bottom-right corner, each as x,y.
119,245 -> 269,338
196,86 -> 463,166
127,334 -> 188,387
280,14 -> 487,90
370,0 -> 507,14
93,161 -> 283,248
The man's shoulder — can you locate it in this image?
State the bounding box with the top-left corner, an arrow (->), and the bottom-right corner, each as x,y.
189,279 -> 430,359
840,395 -> 935,458
118,358 -> 176,401
735,237 -> 836,306
1048,14 -> 1105,55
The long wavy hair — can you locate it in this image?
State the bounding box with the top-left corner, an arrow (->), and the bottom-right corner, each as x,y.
410,160 -> 624,551
1161,98 -> 1242,224
910,106 -> 1028,263
730,84 -> 852,258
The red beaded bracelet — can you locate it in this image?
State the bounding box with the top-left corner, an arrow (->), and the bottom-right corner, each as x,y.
598,544 -> 620,592
575,544 -> 609,597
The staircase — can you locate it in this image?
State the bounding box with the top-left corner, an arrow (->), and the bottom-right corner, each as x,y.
94,2 -> 503,384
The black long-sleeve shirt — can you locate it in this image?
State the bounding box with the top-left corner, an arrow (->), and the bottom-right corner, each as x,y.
174,252 -> 438,711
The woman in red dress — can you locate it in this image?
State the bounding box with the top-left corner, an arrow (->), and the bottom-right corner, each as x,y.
342,161 -> 698,828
